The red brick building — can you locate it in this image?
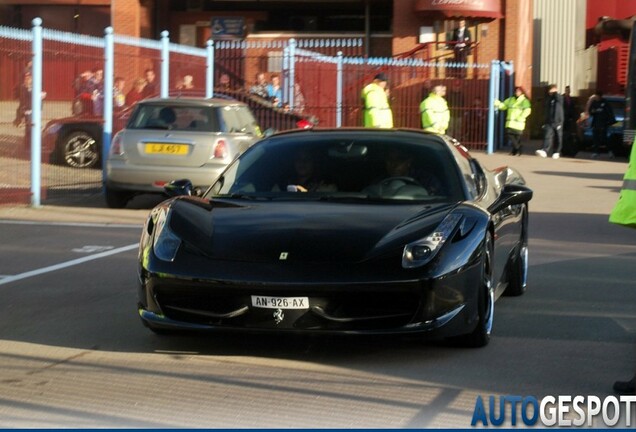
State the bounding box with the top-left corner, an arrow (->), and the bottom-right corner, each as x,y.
0,0 -> 535,94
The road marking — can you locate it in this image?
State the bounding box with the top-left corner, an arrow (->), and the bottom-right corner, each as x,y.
0,220 -> 142,229
72,245 -> 115,253
614,318 -> 636,333
0,243 -> 139,286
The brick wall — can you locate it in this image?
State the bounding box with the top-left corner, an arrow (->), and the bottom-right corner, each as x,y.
112,0 -> 140,38
390,0 -> 533,99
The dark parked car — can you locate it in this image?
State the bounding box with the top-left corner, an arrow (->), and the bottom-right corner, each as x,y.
563,95 -> 628,157
137,128 -> 532,347
41,89 -> 315,169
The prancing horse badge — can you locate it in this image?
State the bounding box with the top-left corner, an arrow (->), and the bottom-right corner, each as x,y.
273,308 -> 284,324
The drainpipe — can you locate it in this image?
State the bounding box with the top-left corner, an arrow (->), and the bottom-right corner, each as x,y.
364,0 -> 370,57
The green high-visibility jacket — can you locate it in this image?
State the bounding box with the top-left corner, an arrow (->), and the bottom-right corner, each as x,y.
361,82 -> 393,128
610,141 -> 636,228
420,93 -> 450,134
494,95 -> 531,131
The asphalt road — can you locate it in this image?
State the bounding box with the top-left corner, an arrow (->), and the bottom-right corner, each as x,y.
0,150 -> 635,428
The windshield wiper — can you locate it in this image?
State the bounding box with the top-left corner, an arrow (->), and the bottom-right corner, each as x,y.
226,193 -> 271,200
317,194 -> 374,202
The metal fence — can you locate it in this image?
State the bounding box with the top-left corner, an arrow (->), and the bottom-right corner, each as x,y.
0,19 -> 512,207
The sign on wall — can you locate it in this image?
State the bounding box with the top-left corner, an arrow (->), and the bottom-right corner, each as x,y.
211,17 -> 246,39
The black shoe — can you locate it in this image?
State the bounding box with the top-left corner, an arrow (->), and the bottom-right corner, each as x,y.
613,376 -> 636,395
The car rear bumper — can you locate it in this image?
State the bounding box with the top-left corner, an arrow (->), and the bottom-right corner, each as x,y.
106,160 -> 226,192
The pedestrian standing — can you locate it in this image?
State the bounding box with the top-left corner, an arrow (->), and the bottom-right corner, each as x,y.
494,87 -> 532,155
588,90 -> 616,158
562,85 -> 578,153
451,19 -> 472,78
361,73 -> 393,128
535,84 -> 564,159
113,77 -> 126,110
267,74 -> 283,108
420,85 -> 450,134
141,69 -> 157,98
609,142 -> 636,396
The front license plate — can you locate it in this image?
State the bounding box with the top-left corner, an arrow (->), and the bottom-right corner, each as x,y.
144,143 -> 189,155
251,295 -> 309,309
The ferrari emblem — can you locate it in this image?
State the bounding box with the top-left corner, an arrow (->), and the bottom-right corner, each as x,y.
273,308 -> 284,324
279,252 -> 288,260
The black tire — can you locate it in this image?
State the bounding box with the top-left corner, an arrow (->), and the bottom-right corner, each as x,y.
454,234 -> 494,348
505,207 -> 528,297
105,187 -> 131,209
58,130 -> 100,168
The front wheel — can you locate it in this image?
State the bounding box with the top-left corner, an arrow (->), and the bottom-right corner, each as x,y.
454,234 -> 494,348
505,208 -> 528,296
58,130 -> 100,168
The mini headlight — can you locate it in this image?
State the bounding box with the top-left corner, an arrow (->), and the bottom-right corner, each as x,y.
402,213 -> 462,269
152,209 -> 181,262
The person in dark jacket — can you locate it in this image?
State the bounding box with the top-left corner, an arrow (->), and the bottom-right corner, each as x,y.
562,85 -> 578,153
535,84 -> 564,159
588,90 -> 616,158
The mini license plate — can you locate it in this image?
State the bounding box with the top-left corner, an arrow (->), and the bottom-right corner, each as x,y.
144,143 -> 189,155
251,295 -> 309,310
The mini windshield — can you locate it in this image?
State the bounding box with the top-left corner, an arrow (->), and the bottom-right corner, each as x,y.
206,136 -> 465,203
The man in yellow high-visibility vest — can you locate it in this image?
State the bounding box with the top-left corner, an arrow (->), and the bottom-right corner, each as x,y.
420,85 -> 450,134
494,86 -> 532,156
609,142 -> 636,395
361,73 -> 393,128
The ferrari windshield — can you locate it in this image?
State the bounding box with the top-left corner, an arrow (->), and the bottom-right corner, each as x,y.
207,134 -> 466,202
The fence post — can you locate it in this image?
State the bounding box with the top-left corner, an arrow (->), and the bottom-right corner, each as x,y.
102,26 -> 114,188
30,18 -> 43,207
206,38 -> 214,98
336,51 -> 343,127
160,30 -> 169,98
499,61 -> 514,152
282,43 -> 290,104
288,38 -> 296,110
487,60 -> 500,155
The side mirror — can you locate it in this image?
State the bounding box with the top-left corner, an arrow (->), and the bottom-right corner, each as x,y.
488,184 -> 533,214
164,179 -> 194,197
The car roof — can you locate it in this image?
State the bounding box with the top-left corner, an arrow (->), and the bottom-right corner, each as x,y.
267,127 -> 449,140
139,97 -> 247,108
266,127 -> 463,151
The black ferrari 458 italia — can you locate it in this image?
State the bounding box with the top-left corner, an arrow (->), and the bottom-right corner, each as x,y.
137,128 -> 532,347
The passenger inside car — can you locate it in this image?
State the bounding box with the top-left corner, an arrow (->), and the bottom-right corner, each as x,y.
276,148 -> 337,193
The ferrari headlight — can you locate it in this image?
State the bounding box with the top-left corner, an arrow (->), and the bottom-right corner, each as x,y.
402,213 -> 462,269
152,209 -> 181,262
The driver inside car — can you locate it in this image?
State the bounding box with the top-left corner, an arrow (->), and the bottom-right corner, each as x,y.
366,148 -> 444,197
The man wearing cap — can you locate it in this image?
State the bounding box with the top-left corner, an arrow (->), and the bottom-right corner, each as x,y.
361,73 -> 393,128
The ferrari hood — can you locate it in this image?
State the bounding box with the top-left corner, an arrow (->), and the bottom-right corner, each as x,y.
169,198 -> 457,264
